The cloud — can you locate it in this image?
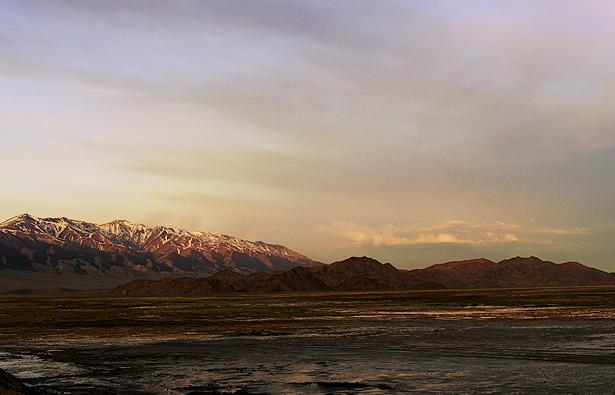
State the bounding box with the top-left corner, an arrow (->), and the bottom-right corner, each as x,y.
526,226 -> 590,236
321,220 -> 588,247
1,0 -> 614,267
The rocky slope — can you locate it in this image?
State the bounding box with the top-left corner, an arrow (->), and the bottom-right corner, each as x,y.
113,256 -> 615,296
0,214 -> 316,290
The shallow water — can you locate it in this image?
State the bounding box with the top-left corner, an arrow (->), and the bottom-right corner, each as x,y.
2,318 -> 615,394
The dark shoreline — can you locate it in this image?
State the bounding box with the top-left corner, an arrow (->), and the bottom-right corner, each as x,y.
4,283 -> 615,299
0,367 -> 46,395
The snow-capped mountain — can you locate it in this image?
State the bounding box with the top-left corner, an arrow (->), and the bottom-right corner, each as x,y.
0,214 -> 316,279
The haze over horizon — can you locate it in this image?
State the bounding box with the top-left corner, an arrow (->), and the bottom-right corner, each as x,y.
2,1 -> 615,269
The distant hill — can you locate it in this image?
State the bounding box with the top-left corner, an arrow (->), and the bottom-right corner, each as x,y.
0,214 -> 316,291
404,256 -> 615,289
112,256 -> 615,296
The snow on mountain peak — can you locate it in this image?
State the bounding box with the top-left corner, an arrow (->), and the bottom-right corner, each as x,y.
0,214 -> 317,276
0,214 -> 314,268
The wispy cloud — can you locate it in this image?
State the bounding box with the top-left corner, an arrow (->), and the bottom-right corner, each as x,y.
321,220 -> 589,247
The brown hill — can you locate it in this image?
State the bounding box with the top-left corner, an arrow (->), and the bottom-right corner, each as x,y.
410,256 -> 615,289
405,258 -> 496,289
112,256 -> 615,296
113,257 -> 416,296
476,256 -> 615,288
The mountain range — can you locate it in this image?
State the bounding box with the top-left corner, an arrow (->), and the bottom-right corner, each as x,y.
2,214 -> 614,295
114,255 -> 615,296
0,214 -> 315,291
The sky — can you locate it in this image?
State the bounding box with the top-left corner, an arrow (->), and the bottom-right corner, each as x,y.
1,0 -> 615,269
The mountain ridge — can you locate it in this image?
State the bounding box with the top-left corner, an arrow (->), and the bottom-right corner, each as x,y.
0,214 -> 316,290
112,255 -> 615,296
